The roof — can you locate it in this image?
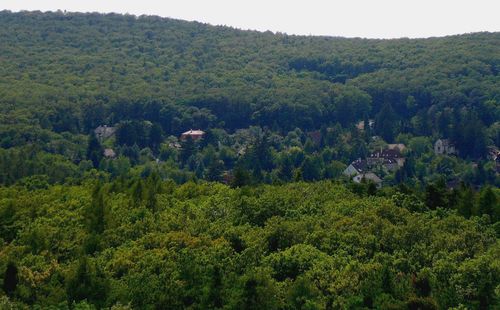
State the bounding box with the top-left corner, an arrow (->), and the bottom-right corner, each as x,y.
351,159 -> 368,173
103,148 -> 116,158
353,172 -> 382,184
94,125 -> 116,138
436,139 -> 454,147
181,129 -> 205,136
363,172 -> 382,183
369,149 -> 402,159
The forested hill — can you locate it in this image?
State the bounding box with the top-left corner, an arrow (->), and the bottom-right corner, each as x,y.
0,11 -> 499,187
1,11 -> 498,133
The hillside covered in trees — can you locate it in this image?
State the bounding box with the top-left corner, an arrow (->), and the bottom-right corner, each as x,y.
0,10 -> 499,309
0,11 -> 499,188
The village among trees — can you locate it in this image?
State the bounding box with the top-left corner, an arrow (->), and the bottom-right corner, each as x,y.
0,11 -> 499,309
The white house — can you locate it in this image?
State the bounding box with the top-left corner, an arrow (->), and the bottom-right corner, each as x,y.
434,139 -> 457,155
94,125 -> 116,140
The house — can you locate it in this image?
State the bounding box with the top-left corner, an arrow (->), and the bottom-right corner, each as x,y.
180,129 -> 205,141
434,139 -> 457,155
356,120 -> 374,131
168,142 -> 182,150
367,149 -> 405,167
353,172 -> 382,187
343,159 -> 367,176
94,125 -> 116,140
487,147 -> 499,161
103,148 -> 116,159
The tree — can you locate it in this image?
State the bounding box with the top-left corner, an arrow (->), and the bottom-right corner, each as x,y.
206,160 -> 224,182
86,134 -> 103,168
66,257 -> 108,307
231,164 -> 251,188
425,179 -> 448,210
278,156 -> 294,181
180,136 -> 196,165
86,182 -> 106,234
148,123 -> 163,150
478,187 -> 498,222
457,183 -> 475,218
2,262 -> 18,296
131,179 -> 145,206
375,103 -> 399,142
145,171 -> 162,212
301,156 -> 322,181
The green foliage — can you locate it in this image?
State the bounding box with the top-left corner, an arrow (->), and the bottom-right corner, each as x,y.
0,180 -> 498,308
0,11 -> 499,309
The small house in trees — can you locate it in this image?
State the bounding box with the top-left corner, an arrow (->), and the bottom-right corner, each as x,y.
94,125 -> 116,141
356,119 -> 374,131
353,172 -> 382,187
434,139 -> 457,155
103,148 -> 116,159
180,129 -> 205,141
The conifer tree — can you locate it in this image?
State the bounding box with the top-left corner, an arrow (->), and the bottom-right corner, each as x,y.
2,262 -> 18,296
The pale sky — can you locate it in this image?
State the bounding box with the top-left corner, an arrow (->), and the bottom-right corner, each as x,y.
2,0 -> 499,38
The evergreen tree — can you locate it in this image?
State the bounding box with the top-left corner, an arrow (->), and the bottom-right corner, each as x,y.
2,262 -> 18,296
457,183 -> 475,218
425,179 -> 448,210
301,156 -> 322,181
206,160 -> 224,182
478,186 -> 498,221
180,136 -> 196,165
145,171 -> 162,212
66,257 -> 108,307
87,182 -> 106,234
375,103 -> 399,142
131,179 -> 145,207
278,156 -> 294,181
86,134 -> 103,168
148,123 -> 163,150
231,164 -> 251,188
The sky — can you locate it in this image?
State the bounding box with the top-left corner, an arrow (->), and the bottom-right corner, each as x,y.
2,0 -> 500,38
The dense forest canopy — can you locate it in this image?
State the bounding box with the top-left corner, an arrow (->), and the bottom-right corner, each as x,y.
1,179 -> 499,309
0,11 -> 498,134
0,11 -> 498,187
0,10 -> 499,309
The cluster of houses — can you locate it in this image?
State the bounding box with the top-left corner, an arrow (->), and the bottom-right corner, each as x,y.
94,125 -> 118,159
93,123 -> 498,183
343,144 -> 407,187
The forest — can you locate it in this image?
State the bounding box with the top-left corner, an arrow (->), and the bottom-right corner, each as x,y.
0,10 -> 499,309
1,179 -> 499,309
